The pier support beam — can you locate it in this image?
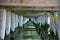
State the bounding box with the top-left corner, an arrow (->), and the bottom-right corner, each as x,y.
0,9 -> 6,40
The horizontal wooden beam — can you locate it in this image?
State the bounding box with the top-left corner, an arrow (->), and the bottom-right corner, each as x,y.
0,3 -> 58,7
7,6 -> 58,11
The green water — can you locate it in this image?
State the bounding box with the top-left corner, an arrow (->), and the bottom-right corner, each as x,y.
15,21 -> 41,40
